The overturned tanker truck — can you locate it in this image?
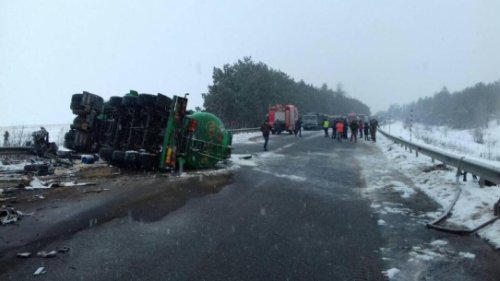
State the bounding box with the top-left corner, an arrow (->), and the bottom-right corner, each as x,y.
64,90 -> 232,171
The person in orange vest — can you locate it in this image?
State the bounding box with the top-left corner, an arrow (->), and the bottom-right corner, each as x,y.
335,119 -> 344,142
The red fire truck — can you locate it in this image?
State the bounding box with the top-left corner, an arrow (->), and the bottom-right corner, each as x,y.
267,104 -> 299,134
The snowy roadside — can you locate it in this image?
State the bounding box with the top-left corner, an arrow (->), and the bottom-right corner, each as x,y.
380,121 -> 500,166
364,133 -> 500,248
231,131 -> 262,144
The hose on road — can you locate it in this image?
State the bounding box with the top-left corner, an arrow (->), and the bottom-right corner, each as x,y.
426,173 -> 499,234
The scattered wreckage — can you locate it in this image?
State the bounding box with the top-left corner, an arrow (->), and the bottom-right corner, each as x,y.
0,91 -> 233,224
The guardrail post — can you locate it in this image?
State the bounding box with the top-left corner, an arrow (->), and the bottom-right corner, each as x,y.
416,149 -> 419,157
456,157 -> 465,184
463,171 -> 467,182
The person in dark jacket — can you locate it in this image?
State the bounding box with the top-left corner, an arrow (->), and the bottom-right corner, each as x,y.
261,121 -> 272,151
294,118 -> 302,137
349,119 -> 359,142
343,119 -> 348,139
369,118 -> 379,142
364,122 -> 370,140
358,120 -> 364,138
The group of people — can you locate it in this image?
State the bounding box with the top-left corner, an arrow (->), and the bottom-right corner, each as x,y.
260,116 -> 378,151
322,117 -> 378,143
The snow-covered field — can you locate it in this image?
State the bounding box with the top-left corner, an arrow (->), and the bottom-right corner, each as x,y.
0,124 -> 70,147
380,120 -> 500,164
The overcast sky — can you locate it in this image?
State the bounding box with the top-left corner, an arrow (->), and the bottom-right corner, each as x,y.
1,0 -> 499,126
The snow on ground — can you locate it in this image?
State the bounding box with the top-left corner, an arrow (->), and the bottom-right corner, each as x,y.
380,120 -> 500,166
370,133 -> 500,248
382,267 -> 400,279
0,124 -> 70,147
231,131 -> 262,144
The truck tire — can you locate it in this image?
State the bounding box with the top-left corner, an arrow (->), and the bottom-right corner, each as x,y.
156,94 -> 172,110
122,95 -> 138,107
138,94 -> 156,107
111,150 -> 125,165
70,94 -> 85,114
73,131 -> 90,151
71,116 -> 88,131
82,91 -> 104,111
140,153 -> 156,170
64,130 -> 76,149
99,147 -> 114,161
125,151 -> 140,168
109,96 -> 123,107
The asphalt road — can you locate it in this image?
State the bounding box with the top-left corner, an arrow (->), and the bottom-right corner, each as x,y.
2,130 -> 500,280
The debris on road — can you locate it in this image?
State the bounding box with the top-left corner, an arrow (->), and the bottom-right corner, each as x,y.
58,246 -> 70,253
383,268 -> 400,279
0,196 -> 17,202
0,207 -> 22,224
36,250 -> 57,258
33,266 -> 46,276
33,194 -> 45,200
83,188 -> 110,194
25,176 -> 95,190
27,177 -> 51,189
16,252 -> 32,258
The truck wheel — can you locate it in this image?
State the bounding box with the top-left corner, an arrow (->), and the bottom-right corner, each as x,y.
156,94 -> 172,110
70,94 -> 84,114
71,116 -> 88,131
73,131 -> 90,151
64,130 -> 76,149
109,96 -> 123,107
122,95 -> 138,107
111,150 -> 125,165
125,151 -> 140,168
99,147 -> 114,161
140,153 -> 156,170
138,94 -> 156,107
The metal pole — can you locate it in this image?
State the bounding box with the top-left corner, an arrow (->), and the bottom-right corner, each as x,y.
410,109 -> 413,142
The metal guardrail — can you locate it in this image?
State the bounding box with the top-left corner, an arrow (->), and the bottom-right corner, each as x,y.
378,128 -> 500,186
228,128 -> 260,134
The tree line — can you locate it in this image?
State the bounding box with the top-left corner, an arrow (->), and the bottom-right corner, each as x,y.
202,57 -> 370,128
379,80 -> 500,129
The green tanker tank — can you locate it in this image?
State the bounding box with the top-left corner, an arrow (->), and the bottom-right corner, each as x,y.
159,96 -> 232,171
184,112 -> 232,169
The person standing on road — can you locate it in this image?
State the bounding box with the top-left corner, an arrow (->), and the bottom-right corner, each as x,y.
322,119 -> 330,138
349,119 -> 359,142
335,120 -> 344,142
3,131 -> 9,147
364,122 -> 370,140
358,119 -> 364,139
261,121 -> 272,151
343,118 -> 348,139
370,118 -> 379,142
295,117 -> 302,137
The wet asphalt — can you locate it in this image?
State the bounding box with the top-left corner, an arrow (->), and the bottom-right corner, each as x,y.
1,130 -> 499,280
